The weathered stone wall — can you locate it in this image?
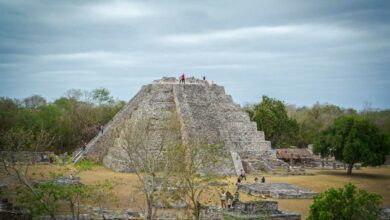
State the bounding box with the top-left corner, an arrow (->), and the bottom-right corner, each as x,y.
102,83 -> 182,172
84,77 -> 280,175
238,182 -> 317,199
85,85 -> 152,162
203,201 -> 301,220
237,201 -> 278,214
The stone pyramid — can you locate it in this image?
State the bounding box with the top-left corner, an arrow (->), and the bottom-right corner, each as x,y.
82,77 -> 279,175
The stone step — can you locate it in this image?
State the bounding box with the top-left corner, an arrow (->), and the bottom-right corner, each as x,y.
230,151 -> 244,175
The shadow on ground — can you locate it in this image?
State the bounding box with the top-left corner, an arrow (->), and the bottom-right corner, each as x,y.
316,170 -> 390,180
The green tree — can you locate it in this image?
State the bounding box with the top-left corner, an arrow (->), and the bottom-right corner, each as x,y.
17,177 -> 93,220
364,109 -> 390,135
314,115 -> 390,174
0,97 -> 19,132
92,88 -> 114,105
1,129 -> 57,219
248,96 -> 300,148
308,183 -> 383,220
287,103 -> 356,146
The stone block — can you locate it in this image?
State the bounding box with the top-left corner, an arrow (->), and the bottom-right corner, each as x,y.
83,78 -> 283,175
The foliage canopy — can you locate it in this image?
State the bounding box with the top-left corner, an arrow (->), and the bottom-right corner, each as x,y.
308,183 -> 383,220
0,88 -> 124,153
314,115 -> 390,174
247,95 -> 300,148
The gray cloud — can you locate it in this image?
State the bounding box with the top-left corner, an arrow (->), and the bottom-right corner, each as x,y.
0,0 -> 389,109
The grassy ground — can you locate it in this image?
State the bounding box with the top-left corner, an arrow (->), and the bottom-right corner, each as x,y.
3,164 -> 389,219
265,168 -> 390,219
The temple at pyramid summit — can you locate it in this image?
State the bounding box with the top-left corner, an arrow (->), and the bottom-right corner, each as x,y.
76,77 -> 285,175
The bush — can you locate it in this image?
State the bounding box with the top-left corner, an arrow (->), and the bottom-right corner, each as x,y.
308,183 -> 383,220
75,160 -> 98,172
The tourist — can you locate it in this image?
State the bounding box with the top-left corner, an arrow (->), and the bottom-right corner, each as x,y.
226,191 -> 233,209
179,74 -> 185,84
99,125 -> 104,134
233,191 -> 240,209
220,190 -> 227,209
239,169 -> 246,181
181,74 -> 186,84
261,176 -> 265,183
203,76 -> 206,80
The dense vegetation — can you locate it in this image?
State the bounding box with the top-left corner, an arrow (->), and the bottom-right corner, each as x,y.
0,88 -> 125,153
246,96 -> 300,148
245,96 -> 390,148
1,91 -> 389,154
313,115 -> 389,174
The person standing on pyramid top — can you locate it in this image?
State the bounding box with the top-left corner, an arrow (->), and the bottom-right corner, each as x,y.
179,73 -> 185,84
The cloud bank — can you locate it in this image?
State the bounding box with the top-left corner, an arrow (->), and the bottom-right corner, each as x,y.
0,0 -> 389,109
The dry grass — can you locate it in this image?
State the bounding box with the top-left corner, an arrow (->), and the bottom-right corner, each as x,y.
248,167 -> 390,219
3,164 -> 389,219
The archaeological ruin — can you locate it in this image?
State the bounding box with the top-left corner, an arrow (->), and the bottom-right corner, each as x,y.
76,77 -> 284,175
237,182 -> 317,199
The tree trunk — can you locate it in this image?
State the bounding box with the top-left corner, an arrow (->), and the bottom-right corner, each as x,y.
70,201 -> 75,220
347,163 -> 354,175
194,201 -> 202,220
146,198 -> 153,220
194,206 -> 200,220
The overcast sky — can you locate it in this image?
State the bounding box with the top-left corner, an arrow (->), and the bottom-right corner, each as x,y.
0,0 -> 389,109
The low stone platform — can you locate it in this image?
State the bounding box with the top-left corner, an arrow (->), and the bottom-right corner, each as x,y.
202,201 -> 300,220
238,183 -> 317,199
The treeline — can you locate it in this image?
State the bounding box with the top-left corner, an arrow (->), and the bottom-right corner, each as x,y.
245,96 -> 390,148
1,91 -> 389,152
0,88 -> 125,153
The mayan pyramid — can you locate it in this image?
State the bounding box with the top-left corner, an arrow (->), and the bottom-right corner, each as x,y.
79,77 -> 281,175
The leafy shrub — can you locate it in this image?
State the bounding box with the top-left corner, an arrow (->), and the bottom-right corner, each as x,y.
308,183 -> 383,220
75,160 -> 98,172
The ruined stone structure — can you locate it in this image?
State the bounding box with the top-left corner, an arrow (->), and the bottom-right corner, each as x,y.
238,182 -> 317,199
202,201 -> 301,220
79,77 -> 280,175
224,201 -> 301,220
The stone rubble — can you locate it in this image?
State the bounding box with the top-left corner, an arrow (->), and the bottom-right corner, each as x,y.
237,182 -> 317,199
201,201 -> 301,220
54,175 -> 81,185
